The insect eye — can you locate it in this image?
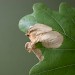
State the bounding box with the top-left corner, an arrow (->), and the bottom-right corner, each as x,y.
27,34 -> 30,37
25,33 -> 30,37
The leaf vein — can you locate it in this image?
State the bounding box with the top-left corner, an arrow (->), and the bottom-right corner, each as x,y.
32,64 -> 75,75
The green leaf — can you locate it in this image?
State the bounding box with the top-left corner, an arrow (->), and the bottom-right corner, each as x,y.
19,3 -> 75,75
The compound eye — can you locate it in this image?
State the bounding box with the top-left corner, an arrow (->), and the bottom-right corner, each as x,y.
25,33 -> 30,37
26,34 -> 29,36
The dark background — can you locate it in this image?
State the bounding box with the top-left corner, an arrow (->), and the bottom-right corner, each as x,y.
0,0 -> 75,75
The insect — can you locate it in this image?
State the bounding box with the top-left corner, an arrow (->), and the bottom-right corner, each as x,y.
25,24 -> 63,61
